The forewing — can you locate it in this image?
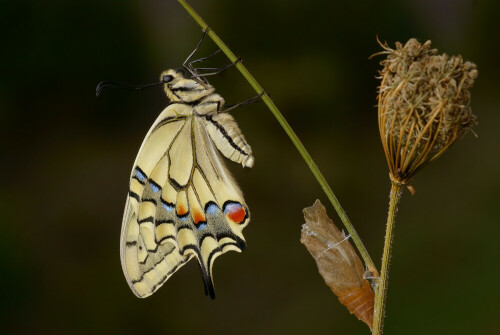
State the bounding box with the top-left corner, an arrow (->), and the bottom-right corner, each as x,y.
120,103 -> 191,298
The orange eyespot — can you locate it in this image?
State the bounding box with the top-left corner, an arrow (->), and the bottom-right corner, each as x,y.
177,205 -> 188,216
193,211 -> 206,225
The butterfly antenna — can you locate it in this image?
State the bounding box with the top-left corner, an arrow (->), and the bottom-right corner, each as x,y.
96,79 -> 165,97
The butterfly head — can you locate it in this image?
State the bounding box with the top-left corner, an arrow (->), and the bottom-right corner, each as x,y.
160,69 -> 215,103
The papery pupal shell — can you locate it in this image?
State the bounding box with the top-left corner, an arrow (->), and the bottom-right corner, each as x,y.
301,200 -> 374,329
337,280 -> 374,328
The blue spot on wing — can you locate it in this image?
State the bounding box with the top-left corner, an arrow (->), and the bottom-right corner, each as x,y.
196,223 -> 207,230
150,183 -> 160,193
135,168 -> 147,182
205,203 -> 219,216
162,201 -> 175,213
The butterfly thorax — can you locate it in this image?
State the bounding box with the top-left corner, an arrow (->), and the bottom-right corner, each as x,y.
161,69 -> 225,116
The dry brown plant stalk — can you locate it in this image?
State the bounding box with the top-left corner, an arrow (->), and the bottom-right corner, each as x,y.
301,200 -> 374,329
372,38 -> 478,334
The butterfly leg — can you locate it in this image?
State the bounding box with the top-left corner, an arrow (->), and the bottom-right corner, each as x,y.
191,57 -> 242,78
185,50 -> 223,80
220,90 -> 265,113
183,28 -> 239,79
183,26 -> 211,68
188,49 -> 222,69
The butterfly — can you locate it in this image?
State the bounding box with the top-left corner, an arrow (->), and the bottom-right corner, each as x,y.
119,66 -> 254,299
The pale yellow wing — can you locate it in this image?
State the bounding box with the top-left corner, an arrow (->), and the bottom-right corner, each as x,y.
120,104 -> 251,298
120,103 -> 191,298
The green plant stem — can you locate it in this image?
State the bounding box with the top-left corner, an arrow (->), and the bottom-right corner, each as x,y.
372,182 -> 402,334
176,0 -> 378,276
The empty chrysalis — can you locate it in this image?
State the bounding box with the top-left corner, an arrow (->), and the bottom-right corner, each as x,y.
301,200 -> 374,329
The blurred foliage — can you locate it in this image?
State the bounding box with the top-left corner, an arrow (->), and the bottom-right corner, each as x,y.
1,0 -> 499,334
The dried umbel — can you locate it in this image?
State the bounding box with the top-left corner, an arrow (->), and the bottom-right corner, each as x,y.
376,38 -> 478,186
301,200 -> 374,329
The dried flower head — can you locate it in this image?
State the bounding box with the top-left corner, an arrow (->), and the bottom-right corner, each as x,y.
376,38 -> 478,187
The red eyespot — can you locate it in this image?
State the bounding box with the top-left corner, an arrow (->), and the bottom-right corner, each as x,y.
224,202 -> 247,224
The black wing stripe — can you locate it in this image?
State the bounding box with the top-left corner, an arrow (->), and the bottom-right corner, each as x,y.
138,216 -> 154,224
129,191 -> 140,202
131,249 -> 188,284
206,242 -> 241,280
145,258 -> 191,294
205,115 -> 249,156
151,114 -> 186,133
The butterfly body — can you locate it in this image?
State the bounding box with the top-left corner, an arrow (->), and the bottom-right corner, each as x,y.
120,69 -> 253,298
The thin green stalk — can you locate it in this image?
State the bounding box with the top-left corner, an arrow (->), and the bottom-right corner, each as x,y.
372,182 -> 402,335
177,0 -> 378,276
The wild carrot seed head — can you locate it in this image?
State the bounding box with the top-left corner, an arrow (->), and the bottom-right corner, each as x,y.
376,38 -> 478,185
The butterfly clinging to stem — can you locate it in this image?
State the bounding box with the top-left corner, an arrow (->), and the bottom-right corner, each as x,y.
97,29 -> 260,299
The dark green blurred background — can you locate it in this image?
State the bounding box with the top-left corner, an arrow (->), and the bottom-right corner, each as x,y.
2,1 -> 499,334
